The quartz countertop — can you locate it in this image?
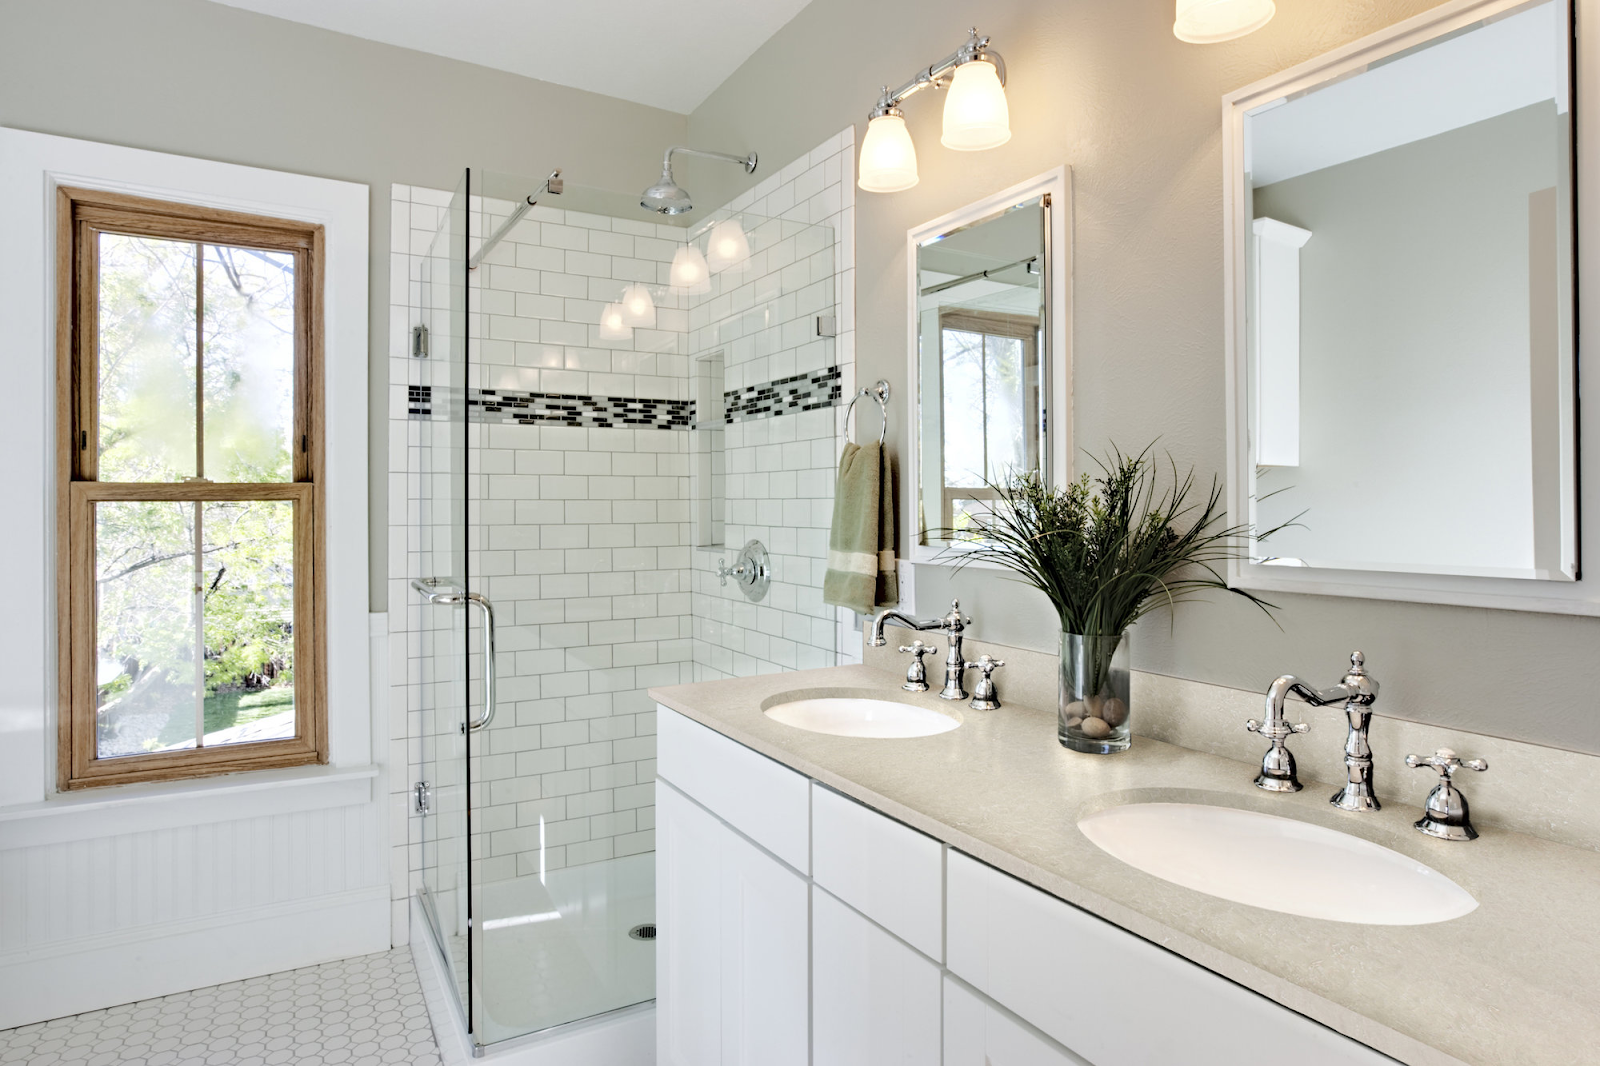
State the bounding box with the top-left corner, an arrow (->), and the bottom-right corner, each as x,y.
649,664 -> 1600,1066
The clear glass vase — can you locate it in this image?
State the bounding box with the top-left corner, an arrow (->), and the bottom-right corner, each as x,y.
1059,631 -> 1131,754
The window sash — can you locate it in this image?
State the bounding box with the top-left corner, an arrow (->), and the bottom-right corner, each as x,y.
57,187 -> 326,790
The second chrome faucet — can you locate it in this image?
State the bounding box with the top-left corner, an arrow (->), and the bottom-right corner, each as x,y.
1249,651 -> 1380,810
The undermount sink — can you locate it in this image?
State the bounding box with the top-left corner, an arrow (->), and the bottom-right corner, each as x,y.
764,696 -> 961,739
1077,802 -> 1477,925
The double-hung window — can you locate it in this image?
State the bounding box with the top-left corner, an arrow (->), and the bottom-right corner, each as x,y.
57,187 -> 326,788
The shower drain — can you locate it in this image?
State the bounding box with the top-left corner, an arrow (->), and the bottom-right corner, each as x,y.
628,923 -> 657,941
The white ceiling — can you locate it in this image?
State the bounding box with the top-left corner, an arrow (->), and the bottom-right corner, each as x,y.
1248,1 -> 1565,186
203,0 -> 814,114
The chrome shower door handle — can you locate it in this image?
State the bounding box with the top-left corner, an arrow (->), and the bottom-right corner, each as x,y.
462,592 -> 496,733
411,579 -> 496,733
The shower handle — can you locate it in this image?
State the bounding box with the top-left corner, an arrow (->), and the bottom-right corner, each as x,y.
462,592 -> 496,733
411,579 -> 497,733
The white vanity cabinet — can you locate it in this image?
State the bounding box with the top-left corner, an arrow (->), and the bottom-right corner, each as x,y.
946,852 -> 1398,1065
656,707 -> 1398,1066
812,886 -> 942,1066
944,976 -> 1090,1066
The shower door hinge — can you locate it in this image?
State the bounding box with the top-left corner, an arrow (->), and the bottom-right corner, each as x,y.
815,314 -> 837,338
413,780 -> 432,815
411,324 -> 430,358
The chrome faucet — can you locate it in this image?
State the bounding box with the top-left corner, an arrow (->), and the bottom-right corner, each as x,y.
1327,652 -> 1381,812
870,599 -> 971,701
1248,650 -> 1377,794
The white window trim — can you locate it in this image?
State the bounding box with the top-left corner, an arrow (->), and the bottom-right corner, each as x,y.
0,128 -> 371,805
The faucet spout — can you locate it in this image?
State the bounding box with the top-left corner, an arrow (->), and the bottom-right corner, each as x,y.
867,609 -> 939,647
868,600 -> 972,701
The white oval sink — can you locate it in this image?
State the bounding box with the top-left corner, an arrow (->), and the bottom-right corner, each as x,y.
1078,802 -> 1476,925
764,697 -> 960,739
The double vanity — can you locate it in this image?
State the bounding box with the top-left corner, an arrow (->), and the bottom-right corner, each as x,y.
651,660 -> 1600,1066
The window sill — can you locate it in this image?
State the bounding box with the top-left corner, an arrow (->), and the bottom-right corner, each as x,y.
0,764 -> 380,850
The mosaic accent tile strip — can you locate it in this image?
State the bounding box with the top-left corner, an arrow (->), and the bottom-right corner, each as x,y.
407,385 -> 432,421
470,389 -> 694,430
724,366 -> 842,424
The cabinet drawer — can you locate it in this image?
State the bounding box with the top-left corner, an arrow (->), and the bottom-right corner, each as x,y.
946,851 -> 1397,1066
811,783 -> 943,960
944,977 -> 1089,1066
813,887 -> 941,1066
657,706 -> 810,873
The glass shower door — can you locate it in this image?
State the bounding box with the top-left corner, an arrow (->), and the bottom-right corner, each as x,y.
415,170 -> 473,1028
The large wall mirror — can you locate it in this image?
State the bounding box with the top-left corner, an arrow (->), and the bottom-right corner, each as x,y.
907,170 -> 1071,563
1223,0 -> 1590,612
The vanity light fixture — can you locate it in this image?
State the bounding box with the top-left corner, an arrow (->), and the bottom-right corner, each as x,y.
859,27 -> 1010,193
1173,0 -> 1275,43
670,244 -> 712,294
619,282 -> 657,328
706,218 -> 751,272
598,301 -> 633,340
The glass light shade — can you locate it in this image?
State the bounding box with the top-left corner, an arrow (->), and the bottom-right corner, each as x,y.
670,244 -> 712,294
858,113 -> 919,193
598,302 -> 633,340
619,283 -> 656,328
1173,0 -> 1275,43
941,60 -> 1011,151
706,219 -> 752,273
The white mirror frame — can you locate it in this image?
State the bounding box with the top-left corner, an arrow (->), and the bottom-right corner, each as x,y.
1223,0 -> 1600,616
906,167 -> 1072,566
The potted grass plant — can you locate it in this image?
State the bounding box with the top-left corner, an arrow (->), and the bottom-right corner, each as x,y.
950,445 -> 1279,754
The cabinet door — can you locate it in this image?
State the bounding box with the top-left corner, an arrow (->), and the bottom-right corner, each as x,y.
657,781 -> 725,1066
943,977 -> 1090,1066
720,816 -> 810,1066
812,888 -> 941,1066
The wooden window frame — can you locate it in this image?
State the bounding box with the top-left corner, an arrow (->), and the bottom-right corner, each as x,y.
56,187 -> 327,789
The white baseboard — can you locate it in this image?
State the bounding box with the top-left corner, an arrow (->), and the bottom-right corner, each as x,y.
0,885 -> 391,1028
410,896 -> 656,1065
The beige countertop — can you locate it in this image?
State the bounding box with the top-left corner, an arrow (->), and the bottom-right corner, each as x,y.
650,664 -> 1600,1066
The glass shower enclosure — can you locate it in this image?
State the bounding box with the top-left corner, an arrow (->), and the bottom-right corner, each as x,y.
408,165 -> 837,1051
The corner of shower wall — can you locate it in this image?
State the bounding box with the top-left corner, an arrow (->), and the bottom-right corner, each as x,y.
687,127 -> 859,681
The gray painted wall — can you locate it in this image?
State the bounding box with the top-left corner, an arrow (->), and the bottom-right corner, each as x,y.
1253,104 -> 1558,576
686,0 -> 1600,756
0,0 -> 687,612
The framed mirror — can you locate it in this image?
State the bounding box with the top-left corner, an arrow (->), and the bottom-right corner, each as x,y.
1223,0 -> 1592,613
907,169 -> 1071,563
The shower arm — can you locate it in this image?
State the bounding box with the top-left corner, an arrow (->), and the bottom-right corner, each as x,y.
660,146 -> 758,176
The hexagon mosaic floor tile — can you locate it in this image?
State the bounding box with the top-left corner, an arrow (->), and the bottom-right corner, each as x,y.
0,948 -> 442,1066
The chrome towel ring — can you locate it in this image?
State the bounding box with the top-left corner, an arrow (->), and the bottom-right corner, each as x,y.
843,379 -> 891,446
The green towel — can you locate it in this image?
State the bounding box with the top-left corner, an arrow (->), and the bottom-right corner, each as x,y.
823,441 -> 898,615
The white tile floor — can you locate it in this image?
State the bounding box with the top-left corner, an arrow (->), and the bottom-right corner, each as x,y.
0,948 -> 442,1066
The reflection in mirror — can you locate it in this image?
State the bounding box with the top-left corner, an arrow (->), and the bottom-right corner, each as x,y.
1241,0 -> 1576,583
915,197 -> 1045,545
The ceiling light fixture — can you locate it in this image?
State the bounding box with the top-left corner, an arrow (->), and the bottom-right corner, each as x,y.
859,28 -> 1010,193
1173,0 -> 1276,43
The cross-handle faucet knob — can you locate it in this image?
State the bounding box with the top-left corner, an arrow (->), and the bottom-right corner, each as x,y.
898,640 -> 937,693
963,654 -> 1005,711
1405,748 -> 1487,841
715,558 -> 746,587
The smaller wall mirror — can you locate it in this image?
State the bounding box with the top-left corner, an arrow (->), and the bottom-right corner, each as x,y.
908,170 -> 1071,562
1223,0 -> 1590,614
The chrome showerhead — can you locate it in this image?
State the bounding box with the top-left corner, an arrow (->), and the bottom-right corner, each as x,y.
641,164 -> 694,215
640,146 -> 758,216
